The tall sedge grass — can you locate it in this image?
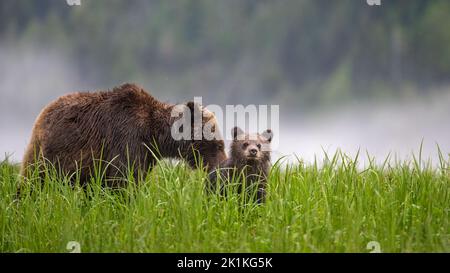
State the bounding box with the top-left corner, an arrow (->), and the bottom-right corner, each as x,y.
0,149 -> 448,253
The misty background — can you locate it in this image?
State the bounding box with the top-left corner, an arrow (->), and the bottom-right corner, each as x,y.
0,0 -> 449,165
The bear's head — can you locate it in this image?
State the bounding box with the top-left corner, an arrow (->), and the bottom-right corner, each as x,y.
229,126 -> 273,164
172,101 -> 227,171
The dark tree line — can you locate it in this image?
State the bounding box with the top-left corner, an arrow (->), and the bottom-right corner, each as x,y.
1,0 -> 449,107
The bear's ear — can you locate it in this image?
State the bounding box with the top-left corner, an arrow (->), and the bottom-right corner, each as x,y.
186,101 -> 202,125
231,127 -> 244,140
261,129 -> 273,143
186,101 -> 200,113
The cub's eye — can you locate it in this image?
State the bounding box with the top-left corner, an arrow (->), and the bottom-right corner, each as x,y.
257,144 -> 262,149
242,142 -> 249,148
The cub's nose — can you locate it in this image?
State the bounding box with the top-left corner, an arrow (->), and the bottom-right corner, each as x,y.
249,148 -> 258,156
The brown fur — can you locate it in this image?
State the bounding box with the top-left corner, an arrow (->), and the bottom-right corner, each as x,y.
21,83 -> 226,187
208,127 -> 273,203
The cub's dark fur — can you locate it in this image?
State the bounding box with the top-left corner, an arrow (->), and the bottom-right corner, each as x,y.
21,83 -> 226,187
208,127 -> 273,203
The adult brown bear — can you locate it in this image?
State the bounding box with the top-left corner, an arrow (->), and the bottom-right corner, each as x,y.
21,83 -> 226,187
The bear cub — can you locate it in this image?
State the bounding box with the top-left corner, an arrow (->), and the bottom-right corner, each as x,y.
208,127 -> 273,203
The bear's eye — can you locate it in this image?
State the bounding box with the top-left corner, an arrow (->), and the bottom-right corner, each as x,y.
257,144 -> 262,149
242,142 -> 249,149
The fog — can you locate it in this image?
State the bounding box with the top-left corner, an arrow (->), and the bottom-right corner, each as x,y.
276,95 -> 450,166
1,47 -> 449,167
0,46 -> 90,163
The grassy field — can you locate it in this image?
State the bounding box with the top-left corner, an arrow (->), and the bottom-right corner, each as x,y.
0,151 -> 448,253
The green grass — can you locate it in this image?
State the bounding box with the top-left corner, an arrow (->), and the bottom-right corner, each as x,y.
0,151 -> 449,253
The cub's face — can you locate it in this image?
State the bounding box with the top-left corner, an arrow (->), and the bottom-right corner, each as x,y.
230,127 -> 273,162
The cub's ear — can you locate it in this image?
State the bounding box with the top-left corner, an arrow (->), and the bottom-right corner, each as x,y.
261,129 -> 273,142
231,127 -> 244,140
